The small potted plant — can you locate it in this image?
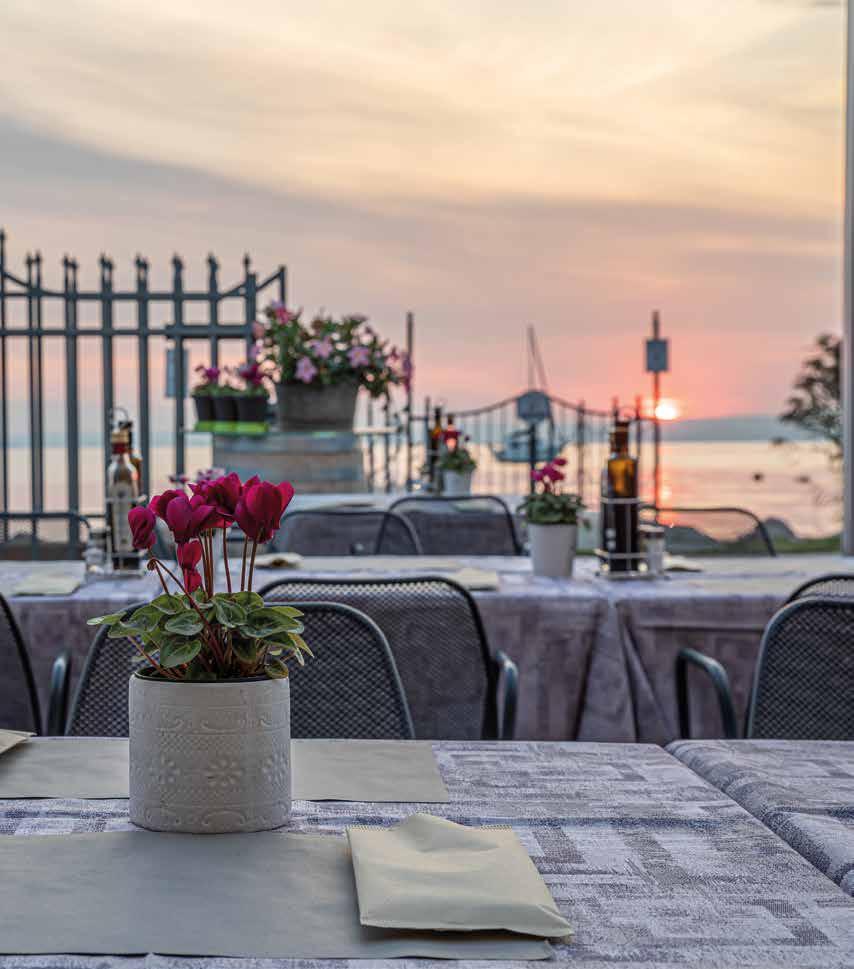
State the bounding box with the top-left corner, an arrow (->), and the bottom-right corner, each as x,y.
255,304 -> 412,432
235,358 -> 270,425
519,458 -> 584,578
211,372 -> 239,426
191,365 -> 219,426
439,431 -> 477,495
88,473 -> 309,834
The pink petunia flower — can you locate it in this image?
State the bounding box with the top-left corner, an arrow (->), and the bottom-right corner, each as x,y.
347,345 -> 371,368
295,357 -> 318,383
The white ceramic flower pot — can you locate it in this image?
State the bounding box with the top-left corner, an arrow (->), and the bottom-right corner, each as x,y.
529,523 -> 578,579
442,470 -> 473,496
129,674 -> 291,834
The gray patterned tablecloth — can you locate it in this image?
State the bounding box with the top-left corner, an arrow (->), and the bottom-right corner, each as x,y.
669,739 -> 854,897
3,555 -> 848,742
3,740 -> 854,967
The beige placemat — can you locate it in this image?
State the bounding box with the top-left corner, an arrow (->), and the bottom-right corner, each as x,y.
0,831 -> 552,958
0,729 -> 31,756
12,571 -> 83,595
348,813 -> 573,939
0,738 -> 449,802
253,552 -> 304,569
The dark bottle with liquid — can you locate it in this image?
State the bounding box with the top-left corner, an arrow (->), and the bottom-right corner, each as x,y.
107,427 -> 140,571
602,420 -> 639,572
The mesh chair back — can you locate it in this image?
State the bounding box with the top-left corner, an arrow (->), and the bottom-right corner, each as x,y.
641,506 -> 775,556
259,576 -> 497,739
0,595 -> 41,732
388,496 -> 521,556
747,597 -> 854,739
0,513 -> 91,561
67,602 -> 413,740
273,510 -> 421,556
787,574 -> 854,604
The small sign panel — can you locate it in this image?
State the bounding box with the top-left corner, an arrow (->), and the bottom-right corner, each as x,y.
646,338 -> 669,374
516,390 -> 552,424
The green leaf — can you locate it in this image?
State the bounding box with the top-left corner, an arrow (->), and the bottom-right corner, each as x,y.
159,637 -> 202,668
151,594 -> 185,615
212,595 -> 247,629
233,591 -> 264,610
231,636 -> 259,664
86,612 -> 125,627
271,605 -> 303,619
163,613 -> 204,636
287,631 -> 313,657
107,621 -> 143,640
243,608 -> 301,639
126,605 -> 165,633
265,657 -> 290,679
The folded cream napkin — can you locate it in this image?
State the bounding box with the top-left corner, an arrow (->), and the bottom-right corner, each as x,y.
347,813 -> 573,939
12,572 -> 83,596
0,730 -> 31,756
663,554 -> 703,573
450,567 -> 501,591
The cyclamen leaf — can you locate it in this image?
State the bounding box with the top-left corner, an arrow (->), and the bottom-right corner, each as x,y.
233,591 -> 264,610
243,608 -> 300,639
287,632 -> 313,657
271,605 -> 303,619
108,621 -> 144,640
212,595 -> 246,628
86,612 -> 125,627
159,638 -> 202,668
231,636 -> 259,664
163,613 -> 204,636
127,605 -> 165,633
265,657 -> 290,679
151,594 -> 185,615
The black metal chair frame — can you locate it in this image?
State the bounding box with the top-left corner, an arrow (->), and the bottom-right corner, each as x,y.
52,601 -> 415,740
279,508 -> 423,555
785,573 -> 854,605
0,594 -> 47,734
386,494 -> 523,555
642,505 -> 776,557
675,596 -> 853,740
257,574 -> 519,740
0,511 -> 92,560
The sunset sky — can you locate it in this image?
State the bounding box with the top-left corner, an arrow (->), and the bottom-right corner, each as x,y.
0,0 -> 845,421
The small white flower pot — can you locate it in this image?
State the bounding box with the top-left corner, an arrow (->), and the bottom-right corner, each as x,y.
529,523 -> 578,578
129,674 -> 291,834
442,470 -> 473,496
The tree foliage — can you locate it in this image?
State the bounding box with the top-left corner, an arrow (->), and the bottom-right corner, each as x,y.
780,333 -> 841,456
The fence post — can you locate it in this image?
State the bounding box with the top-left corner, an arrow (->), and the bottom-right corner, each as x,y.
383,397 -> 391,493
0,230 -> 6,527
367,397 -> 375,490
207,254 -> 219,370
405,311 -> 414,492
243,254 -> 257,358
26,253 -> 42,514
99,254 -> 115,492
136,256 -> 151,497
528,422 -> 537,493
576,401 -> 585,504
64,256 -> 80,518
172,254 -> 186,476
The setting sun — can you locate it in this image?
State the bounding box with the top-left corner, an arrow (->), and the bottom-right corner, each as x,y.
654,399 -> 681,421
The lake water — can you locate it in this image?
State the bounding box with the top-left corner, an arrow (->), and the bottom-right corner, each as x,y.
5,438 -> 841,539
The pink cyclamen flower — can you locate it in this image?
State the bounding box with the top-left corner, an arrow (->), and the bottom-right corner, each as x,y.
552,457 -> 567,467
295,357 -> 318,383
347,345 -> 371,368
176,540 -> 203,594
149,489 -> 186,522
128,506 -> 157,550
235,481 -> 295,543
190,472 -> 242,523
310,337 -> 334,360
165,494 -> 220,544
531,469 -> 544,482
273,303 -> 296,324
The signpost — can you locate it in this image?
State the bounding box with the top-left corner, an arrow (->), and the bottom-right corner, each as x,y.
645,310 -> 669,508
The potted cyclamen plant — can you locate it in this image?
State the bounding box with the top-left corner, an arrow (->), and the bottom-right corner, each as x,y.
439,431 -> 477,496
519,458 -> 584,578
256,304 -> 412,432
88,473 -> 308,834
191,365 -> 219,425
234,359 -> 270,425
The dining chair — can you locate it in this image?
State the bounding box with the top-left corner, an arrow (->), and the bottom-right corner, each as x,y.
786,573 -> 854,604
0,512 -> 92,561
386,495 -> 523,556
676,596 -> 854,740
272,509 -> 422,555
258,575 -> 519,740
640,506 -> 776,556
0,594 -> 44,733
56,601 -> 415,740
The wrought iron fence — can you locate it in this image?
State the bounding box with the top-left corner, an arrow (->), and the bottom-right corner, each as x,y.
0,229 -> 285,528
